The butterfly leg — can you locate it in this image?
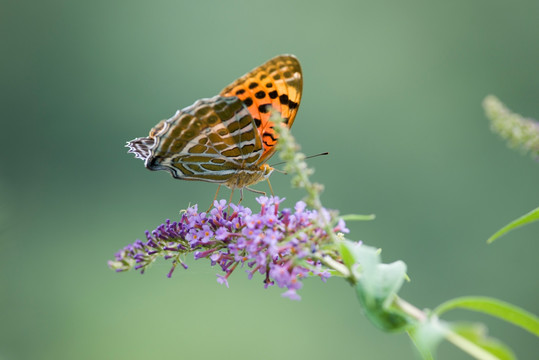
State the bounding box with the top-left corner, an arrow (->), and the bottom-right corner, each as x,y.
228,188 -> 235,209
266,179 -> 275,196
238,188 -> 244,205
207,184 -> 222,212
245,187 -> 267,196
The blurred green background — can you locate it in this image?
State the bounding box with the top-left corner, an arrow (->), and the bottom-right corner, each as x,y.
1,1 -> 538,359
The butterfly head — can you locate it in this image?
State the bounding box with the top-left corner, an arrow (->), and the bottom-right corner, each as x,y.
260,163 -> 274,179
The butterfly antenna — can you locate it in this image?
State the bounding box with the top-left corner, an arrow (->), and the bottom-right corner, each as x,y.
270,152 -> 329,168
272,168 -> 287,175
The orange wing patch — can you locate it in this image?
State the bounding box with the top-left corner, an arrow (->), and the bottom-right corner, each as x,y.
220,55 -> 302,164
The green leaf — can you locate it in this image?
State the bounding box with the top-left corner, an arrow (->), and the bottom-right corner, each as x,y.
339,214 -> 376,221
450,323 -> 516,360
433,296 -> 539,337
488,206 -> 539,243
359,260 -> 407,309
350,245 -> 411,332
338,239 -> 361,269
408,317 -> 448,360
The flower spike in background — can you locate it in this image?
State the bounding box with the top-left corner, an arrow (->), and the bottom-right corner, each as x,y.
483,95 -> 539,159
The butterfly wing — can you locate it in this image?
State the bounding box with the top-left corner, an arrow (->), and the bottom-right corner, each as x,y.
220,54 -> 302,165
127,96 -> 263,183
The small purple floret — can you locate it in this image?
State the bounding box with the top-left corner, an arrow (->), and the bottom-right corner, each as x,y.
216,274 -> 229,288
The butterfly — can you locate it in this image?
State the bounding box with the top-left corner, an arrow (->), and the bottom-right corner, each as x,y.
127,54 -> 302,202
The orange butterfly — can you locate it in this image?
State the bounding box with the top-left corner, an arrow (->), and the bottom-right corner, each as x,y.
127,55 -> 302,201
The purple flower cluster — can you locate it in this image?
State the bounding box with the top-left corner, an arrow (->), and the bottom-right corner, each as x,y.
109,196 -> 348,300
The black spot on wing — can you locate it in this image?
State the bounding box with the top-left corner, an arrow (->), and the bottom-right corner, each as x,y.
263,132 -> 277,142
258,104 -> 271,113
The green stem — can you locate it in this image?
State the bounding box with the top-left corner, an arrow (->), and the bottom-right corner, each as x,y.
444,330 -> 500,360
317,253 -> 351,278
394,297 -> 427,322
